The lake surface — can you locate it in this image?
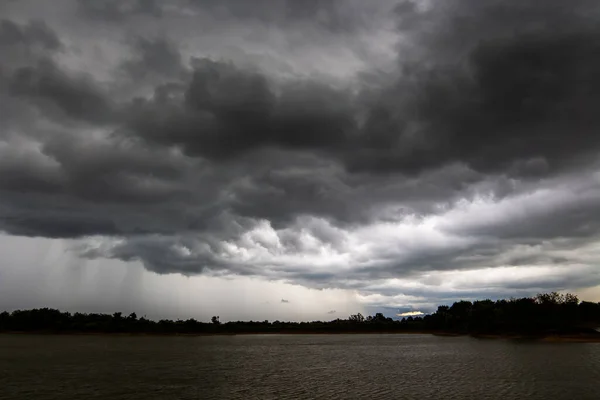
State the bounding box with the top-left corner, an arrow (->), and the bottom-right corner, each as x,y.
1,333 -> 600,399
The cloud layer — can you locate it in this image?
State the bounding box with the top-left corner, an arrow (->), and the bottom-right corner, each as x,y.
2,0 -> 600,314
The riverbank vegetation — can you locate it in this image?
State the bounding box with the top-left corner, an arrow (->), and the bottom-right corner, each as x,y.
1,292 -> 599,337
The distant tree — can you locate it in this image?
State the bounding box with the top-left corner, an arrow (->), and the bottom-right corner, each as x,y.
564,293 -> 579,305
211,316 -> 221,325
349,313 -> 365,323
373,313 -> 387,323
0,311 -> 10,330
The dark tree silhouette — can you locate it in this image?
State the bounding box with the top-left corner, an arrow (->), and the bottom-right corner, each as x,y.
349,313 -> 364,323
1,293 -> 599,337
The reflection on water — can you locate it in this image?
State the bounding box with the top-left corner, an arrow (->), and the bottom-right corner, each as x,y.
1,334 -> 600,399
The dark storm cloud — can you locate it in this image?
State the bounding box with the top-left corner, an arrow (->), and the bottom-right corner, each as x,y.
77,0 -> 162,21
8,58 -> 115,124
343,0 -> 600,176
0,18 -> 112,125
0,19 -> 65,134
185,0 -> 383,33
123,58 -> 353,161
0,18 -> 63,78
1,212 -> 120,238
1,0 -> 600,302
120,36 -> 185,80
111,0 -> 600,181
77,0 -> 386,35
0,18 -> 61,50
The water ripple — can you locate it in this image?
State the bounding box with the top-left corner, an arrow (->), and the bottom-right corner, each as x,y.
1,334 -> 600,399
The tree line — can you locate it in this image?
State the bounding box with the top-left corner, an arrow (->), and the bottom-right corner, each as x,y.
1,292 -> 599,336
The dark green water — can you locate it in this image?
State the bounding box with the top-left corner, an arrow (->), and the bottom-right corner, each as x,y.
1,334 -> 599,399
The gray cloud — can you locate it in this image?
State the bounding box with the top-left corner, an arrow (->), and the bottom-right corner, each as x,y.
110,0 -> 600,180
0,18 -> 62,51
1,0 -> 600,311
9,58 -> 115,124
183,0 -> 395,34
345,0 -> 600,176
122,58 -> 354,161
120,36 -> 185,80
77,0 -> 162,21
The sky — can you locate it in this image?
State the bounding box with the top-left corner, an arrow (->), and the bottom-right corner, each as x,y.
1,0 -> 600,322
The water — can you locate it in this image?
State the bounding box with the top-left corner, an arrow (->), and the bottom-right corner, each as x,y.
1,334 -> 599,399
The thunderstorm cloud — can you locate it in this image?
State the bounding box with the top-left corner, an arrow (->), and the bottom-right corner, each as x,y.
1,0 -> 600,318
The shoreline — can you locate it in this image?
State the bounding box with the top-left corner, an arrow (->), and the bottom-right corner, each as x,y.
469,333 -> 600,343
0,330 -> 436,337
3,330 -> 600,342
